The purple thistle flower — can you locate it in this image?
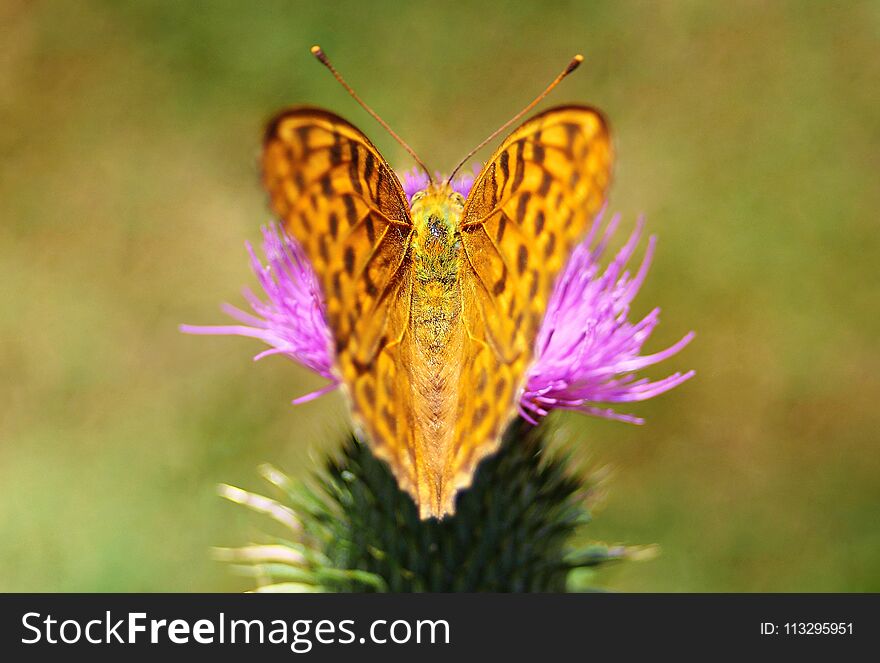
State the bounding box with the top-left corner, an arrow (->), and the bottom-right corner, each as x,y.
448,166 -> 479,199
180,224 -> 338,405
182,176 -> 692,423
519,209 -> 695,425
399,168 -> 430,199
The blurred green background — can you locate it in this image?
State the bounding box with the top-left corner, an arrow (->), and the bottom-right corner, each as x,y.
1,0 -> 878,592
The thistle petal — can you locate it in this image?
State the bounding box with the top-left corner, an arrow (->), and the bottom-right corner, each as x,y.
180,224 -> 338,403
521,210 -> 694,423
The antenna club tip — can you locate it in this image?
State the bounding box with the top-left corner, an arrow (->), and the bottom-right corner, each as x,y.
566,54 -> 584,74
310,45 -> 328,63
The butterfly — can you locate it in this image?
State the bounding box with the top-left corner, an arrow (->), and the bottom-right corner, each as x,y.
261,47 -> 613,518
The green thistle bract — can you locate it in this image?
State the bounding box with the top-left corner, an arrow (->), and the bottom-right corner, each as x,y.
218,419 -> 651,592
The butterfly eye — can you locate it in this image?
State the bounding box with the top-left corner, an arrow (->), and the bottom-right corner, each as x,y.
450,192 -> 465,206
410,191 -> 426,203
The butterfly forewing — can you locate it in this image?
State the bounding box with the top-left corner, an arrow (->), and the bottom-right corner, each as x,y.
262,107 -> 421,496
452,106 -> 613,493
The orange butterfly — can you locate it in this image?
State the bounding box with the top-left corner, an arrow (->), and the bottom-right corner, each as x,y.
262,47 -> 613,518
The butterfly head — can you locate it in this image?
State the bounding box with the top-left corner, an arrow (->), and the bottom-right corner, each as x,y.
410,183 -> 464,235
409,182 -> 465,220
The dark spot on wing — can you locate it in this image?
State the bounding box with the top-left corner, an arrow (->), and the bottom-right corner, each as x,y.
563,123 -> 579,156
320,174 -> 333,196
499,150 -> 510,190
516,192 -> 531,224
295,126 -> 311,149
329,135 -> 343,165
293,171 -> 305,191
344,196 -> 358,227
511,140 -> 525,191
534,211 -> 545,234
496,215 -> 507,243
517,244 -> 528,275
364,152 -> 375,182
532,134 -> 545,164
329,212 -> 339,239
538,170 -> 552,196
348,142 -> 363,194
544,232 -> 556,258
493,267 -> 507,296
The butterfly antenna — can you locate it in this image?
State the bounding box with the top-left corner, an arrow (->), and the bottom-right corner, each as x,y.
311,45 -> 433,184
447,54 -> 584,185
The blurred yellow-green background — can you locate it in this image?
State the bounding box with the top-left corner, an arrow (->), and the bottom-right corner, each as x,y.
2,0 -> 878,591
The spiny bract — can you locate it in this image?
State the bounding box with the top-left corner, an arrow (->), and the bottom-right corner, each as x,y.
218,420 -> 653,592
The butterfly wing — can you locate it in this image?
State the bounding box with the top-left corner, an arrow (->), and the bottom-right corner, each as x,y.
262,107 -> 421,497
450,105 -> 613,494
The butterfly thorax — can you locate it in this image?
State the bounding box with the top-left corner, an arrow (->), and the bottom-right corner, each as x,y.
408,186 -> 465,354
